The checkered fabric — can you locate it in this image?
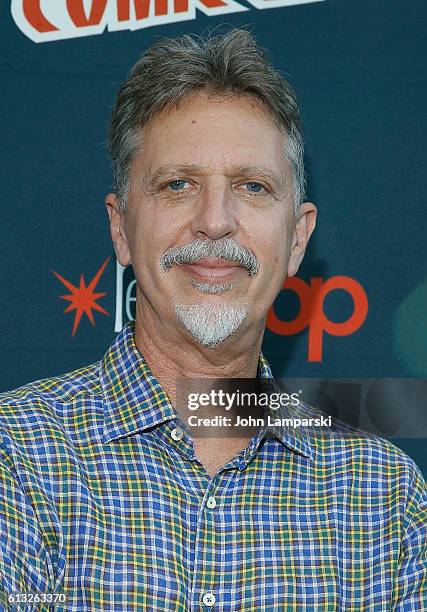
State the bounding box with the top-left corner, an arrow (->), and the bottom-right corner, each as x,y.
0,321 -> 426,610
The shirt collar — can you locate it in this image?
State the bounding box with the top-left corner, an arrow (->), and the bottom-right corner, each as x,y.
101,321 -> 314,461
256,353 -> 314,462
101,321 -> 176,443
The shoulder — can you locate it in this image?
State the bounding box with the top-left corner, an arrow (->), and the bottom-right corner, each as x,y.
0,360 -> 101,405
298,401 -> 425,500
0,360 -> 102,443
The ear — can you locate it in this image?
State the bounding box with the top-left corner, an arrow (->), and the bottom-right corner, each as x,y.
105,193 -> 132,267
287,202 -> 317,277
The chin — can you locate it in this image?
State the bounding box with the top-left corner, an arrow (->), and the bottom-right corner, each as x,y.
174,302 -> 249,348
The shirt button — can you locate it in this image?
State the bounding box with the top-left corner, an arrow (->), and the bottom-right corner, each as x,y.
206,496 -> 217,509
202,592 -> 216,606
171,427 -> 184,441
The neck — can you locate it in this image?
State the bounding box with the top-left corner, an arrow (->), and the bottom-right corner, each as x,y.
133,296 -> 265,407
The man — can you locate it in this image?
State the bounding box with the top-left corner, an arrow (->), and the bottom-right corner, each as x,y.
0,29 -> 425,611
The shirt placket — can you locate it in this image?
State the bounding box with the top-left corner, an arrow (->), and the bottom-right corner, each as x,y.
158,418 -> 266,611
162,419 -> 222,610
188,475 -> 225,612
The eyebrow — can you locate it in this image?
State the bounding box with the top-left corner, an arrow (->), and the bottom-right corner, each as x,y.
146,164 -> 284,189
230,165 -> 283,188
147,164 -> 203,187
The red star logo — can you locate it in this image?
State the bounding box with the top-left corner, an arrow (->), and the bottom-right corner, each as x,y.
51,257 -> 110,336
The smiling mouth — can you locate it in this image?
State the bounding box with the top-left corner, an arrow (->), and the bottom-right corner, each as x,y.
181,258 -> 242,281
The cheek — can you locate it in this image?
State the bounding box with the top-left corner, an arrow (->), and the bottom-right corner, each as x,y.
243,214 -> 289,280
258,232 -> 288,270
256,234 -> 289,295
127,207 -> 177,262
127,214 -> 191,298
266,251 -> 288,283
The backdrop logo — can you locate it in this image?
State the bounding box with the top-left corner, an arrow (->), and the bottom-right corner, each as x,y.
12,0 -> 325,43
267,276 -> 369,361
52,257 -> 110,336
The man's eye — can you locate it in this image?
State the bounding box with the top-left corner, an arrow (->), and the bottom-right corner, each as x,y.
243,182 -> 265,193
168,179 -> 189,191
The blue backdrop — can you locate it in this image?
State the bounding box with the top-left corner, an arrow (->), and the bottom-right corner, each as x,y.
1,0 -> 426,472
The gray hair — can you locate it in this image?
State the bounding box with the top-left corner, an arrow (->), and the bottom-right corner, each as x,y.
107,28 -> 306,214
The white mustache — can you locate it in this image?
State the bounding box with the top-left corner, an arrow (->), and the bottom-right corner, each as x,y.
160,238 -> 260,277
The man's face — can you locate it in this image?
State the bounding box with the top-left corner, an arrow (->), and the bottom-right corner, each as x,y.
107,91 -> 316,347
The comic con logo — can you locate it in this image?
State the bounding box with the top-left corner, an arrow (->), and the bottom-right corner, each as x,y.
12,0 -> 325,43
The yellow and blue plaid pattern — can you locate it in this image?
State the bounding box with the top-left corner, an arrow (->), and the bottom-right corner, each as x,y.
0,321 -> 426,610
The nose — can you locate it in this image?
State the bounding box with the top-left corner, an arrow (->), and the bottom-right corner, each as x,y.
190,179 -> 238,240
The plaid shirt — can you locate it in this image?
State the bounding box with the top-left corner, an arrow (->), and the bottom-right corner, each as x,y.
0,321 -> 426,611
